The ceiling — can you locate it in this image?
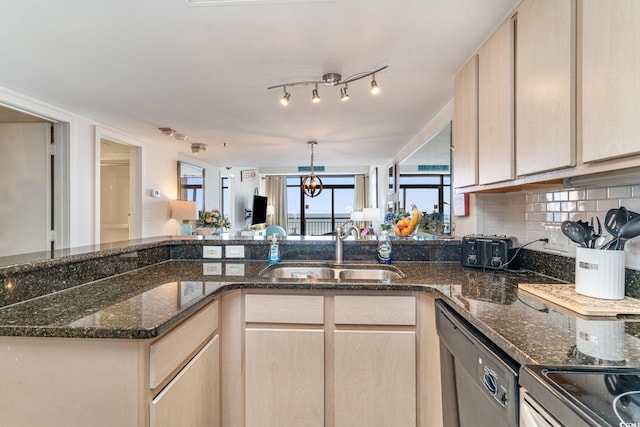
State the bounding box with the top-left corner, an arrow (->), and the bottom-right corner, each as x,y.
0,0 -> 517,169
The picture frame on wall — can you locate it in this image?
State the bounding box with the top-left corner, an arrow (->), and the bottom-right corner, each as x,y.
241,169 -> 257,182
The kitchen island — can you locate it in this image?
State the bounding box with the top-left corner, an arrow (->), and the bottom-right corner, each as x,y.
1,238 -> 639,426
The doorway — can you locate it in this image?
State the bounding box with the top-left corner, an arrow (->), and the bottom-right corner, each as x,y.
100,139 -> 131,244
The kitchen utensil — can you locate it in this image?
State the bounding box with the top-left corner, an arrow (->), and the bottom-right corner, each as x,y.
578,218 -> 600,249
604,207 -> 630,237
615,215 -> 640,250
561,221 -> 588,248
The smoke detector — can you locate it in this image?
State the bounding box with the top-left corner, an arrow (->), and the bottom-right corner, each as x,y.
191,143 -> 207,154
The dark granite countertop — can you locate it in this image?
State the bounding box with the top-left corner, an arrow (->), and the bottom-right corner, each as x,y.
2,258 -> 640,369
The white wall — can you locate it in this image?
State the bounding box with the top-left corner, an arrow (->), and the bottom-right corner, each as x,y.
0,85 -> 219,245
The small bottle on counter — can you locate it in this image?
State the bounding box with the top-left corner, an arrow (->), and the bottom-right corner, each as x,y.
268,233 -> 281,264
376,230 -> 392,264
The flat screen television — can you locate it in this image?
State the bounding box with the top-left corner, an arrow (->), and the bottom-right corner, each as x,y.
251,195 -> 268,225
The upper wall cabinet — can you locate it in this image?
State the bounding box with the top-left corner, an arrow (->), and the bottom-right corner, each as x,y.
452,56 -> 478,188
478,18 -> 515,185
582,0 -> 640,162
515,0 -> 576,175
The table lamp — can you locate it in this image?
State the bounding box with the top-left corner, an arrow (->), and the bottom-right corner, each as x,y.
171,200 -> 198,235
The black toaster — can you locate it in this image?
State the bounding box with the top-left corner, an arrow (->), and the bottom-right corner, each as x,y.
461,235 -> 519,269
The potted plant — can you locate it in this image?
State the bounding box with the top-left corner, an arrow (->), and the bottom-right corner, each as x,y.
196,210 -> 231,235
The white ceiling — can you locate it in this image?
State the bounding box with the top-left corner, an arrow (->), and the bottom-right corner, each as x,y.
0,0 -> 517,169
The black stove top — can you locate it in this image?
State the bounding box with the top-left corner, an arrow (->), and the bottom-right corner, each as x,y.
526,366 -> 640,426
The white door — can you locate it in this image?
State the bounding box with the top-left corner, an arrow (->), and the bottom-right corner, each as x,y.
100,139 -> 131,244
0,122 -> 51,256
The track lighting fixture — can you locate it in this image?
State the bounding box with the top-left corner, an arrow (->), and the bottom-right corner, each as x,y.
370,74 -> 380,95
280,87 -> 291,106
311,84 -> 320,103
268,65 -> 388,106
302,141 -> 323,198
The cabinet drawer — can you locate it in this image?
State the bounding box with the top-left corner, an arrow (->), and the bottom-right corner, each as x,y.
150,300 -> 218,389
334,295 -> 416,326
245,294 -> 324,324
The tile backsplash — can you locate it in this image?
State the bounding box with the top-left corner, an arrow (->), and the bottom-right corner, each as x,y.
460,184 -> 640,271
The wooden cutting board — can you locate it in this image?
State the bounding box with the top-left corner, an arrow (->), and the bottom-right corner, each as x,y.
518,283 -> 640,316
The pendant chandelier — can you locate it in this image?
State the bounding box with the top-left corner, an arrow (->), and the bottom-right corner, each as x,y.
302,141 -> 323,198
268,65 -> 388,106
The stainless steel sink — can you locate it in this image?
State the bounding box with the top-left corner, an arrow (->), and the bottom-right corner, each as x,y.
260,265 -> 335,279
259,263 -> 404,282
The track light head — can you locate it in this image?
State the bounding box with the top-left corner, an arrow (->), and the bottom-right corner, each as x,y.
311,84 -> 320,103
280,87 -> 291,106
340,85 -> 349,101
370,74 -> 380,95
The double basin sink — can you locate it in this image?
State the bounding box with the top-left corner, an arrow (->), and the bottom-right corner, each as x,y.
259,262 -> 404,283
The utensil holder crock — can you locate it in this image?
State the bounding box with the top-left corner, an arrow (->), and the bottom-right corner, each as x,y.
575,247 -> 625,300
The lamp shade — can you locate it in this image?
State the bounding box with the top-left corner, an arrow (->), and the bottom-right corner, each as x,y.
350,211 -> 364,222
171,200 -> 198,220
362,208 -> 382,222
267,204 -> 275,216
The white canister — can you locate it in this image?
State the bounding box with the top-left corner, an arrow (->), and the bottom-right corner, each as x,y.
575,247 -> 626,300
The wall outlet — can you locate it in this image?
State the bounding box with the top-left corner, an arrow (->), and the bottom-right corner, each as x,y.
203,245 -> 222,258
544,228 -> 569,253
203,262 -> 222,275
225,263 -> 245,276
225,245 -> 245,258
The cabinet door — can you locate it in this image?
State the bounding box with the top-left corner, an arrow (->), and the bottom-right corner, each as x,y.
334,330 -> 416,427
478,18 -> 515,184
516,0 -> 575,174
245,328 -> 324,427
150,335 -> 220,427
452,55 -> 478,188
582,0 -> 640,162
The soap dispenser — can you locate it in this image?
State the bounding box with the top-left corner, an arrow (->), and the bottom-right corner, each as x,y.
268,233 -> 281,264
376,230 -> 392,264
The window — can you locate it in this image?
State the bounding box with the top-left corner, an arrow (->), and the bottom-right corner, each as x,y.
286,175 -> 355,235
221,177 -> 230,217
398,174 -> 451,234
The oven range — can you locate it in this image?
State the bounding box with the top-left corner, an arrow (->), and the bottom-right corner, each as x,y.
520,365 -> 640,426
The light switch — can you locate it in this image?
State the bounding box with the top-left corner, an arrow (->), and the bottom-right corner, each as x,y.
225,245 -> 245,258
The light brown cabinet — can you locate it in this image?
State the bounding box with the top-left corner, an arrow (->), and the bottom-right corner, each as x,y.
0,298 -> 220,427
452,55 -> 478,188
581,0 -> 640,162
516,0 -> 575,175
150,335 -> 220,427
240,292 -> 427,427
333,295 -> 417,427
478,18 -> 515,185
244,294 -> 325,427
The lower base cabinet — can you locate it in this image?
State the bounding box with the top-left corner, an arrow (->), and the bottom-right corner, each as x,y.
245,328 -> 325,427
150,335 -> 220,427
241,292 -> 425,427
334,330 -> 416,427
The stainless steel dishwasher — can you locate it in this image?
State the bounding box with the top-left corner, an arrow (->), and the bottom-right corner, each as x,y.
436,299 -> 519,427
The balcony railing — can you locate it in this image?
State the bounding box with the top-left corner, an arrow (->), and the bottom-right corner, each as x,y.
286,214 -> 351,236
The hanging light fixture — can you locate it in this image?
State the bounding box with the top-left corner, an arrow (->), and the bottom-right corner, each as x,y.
302,141 -> 323,198
268,65 -> 388,105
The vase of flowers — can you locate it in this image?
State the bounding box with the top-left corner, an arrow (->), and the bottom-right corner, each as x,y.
196,210 -> 230,235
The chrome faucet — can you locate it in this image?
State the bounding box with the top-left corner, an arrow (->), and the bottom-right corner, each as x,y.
335,222 -> 360,264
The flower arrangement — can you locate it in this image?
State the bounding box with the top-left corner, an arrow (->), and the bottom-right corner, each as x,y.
197,210 -> 230,229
